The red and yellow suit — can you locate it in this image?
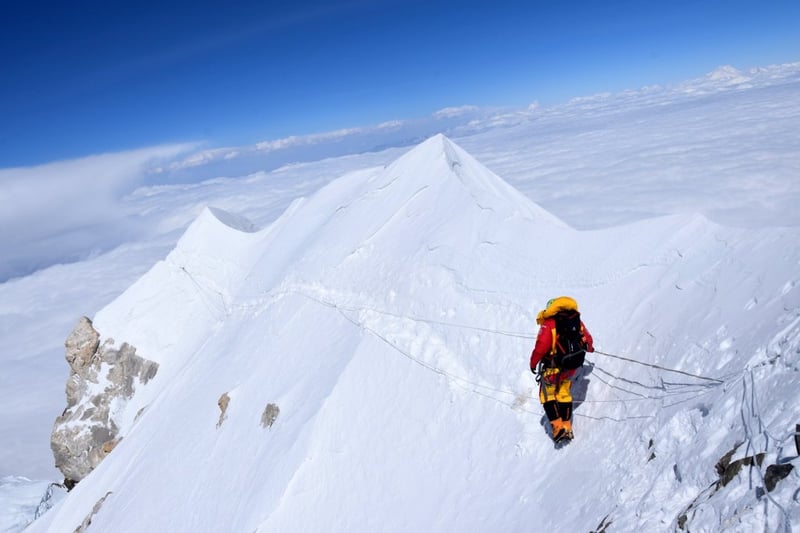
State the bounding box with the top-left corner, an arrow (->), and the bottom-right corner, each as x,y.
529,313 -> 594,440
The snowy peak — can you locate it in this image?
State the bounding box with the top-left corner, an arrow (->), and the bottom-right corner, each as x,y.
393,132 -> 463,169
91,135 -> 565,373
91,205 -> 268,371
378,134 -> 567,228
170,205 -> 263,276
64,134 -> 572,451
35,135 -> 588,531
389,133 -> 479,184
274,134 -> 570,284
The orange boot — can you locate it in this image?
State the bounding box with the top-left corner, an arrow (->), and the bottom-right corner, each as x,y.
550,418 -> 567,442
562,419 -> 574,441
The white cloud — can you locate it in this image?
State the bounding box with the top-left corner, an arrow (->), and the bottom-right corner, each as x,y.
707,65 -> 748,83
255,127 -> 365,152
433,105 -> 479,119
377,120 -> 406,130
0,143 -> 194,280
175,151 -> 219,168
165,122 -> 413,173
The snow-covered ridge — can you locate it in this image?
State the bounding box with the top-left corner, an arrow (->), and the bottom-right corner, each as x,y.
205,206 -> 259,233
92,205 -> 263,364
89,135 -> 562,382
29,135 -> 800,532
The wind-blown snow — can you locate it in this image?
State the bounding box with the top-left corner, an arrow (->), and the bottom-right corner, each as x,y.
25,133 -> 800,532
2,63 -> 800,532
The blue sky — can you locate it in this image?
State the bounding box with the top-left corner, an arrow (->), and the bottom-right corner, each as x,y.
1,0 -> 799,167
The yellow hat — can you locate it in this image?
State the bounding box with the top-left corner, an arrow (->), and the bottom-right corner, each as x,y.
541,296 -> 579,320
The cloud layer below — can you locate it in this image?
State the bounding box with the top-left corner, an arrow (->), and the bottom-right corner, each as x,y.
0,144 -> 194,281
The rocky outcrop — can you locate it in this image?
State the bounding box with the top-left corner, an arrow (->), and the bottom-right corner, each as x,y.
217,392 -> 230,428
51,317 -> 158,487
261,403 -> 280,429
74,491 -> 113,532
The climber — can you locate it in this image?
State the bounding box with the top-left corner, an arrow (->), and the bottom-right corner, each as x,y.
529,296 -> 594,443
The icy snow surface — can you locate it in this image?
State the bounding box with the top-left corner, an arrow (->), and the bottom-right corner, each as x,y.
3,63 -> 800,531
0,477 -> 64,533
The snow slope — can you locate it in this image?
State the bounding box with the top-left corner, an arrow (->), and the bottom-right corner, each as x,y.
27,135 -> 799,532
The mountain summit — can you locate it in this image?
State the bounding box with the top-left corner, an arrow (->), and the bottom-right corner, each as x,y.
86,133 -> 569,380
38,134 -> 575,532
32,135 -> 800,532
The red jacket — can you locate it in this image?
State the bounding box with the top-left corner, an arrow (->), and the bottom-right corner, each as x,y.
530,317 -> 594,373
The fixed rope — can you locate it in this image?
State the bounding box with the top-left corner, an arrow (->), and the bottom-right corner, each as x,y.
176,269 -> 729,407
593,350 -> 725,384
298,291 -> 520,399
296,290 -> 722,421
301,293 -> 726,385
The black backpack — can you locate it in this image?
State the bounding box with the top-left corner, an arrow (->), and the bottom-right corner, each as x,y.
552,311 -> 587,370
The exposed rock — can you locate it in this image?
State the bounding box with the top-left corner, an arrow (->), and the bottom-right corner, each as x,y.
680,443 -> 773,529
764,463 -> 794,492
102,438 -> 121,454
715,444 -> 765,488
64,317 -> 100,371
217,393 -> 230,428
51,317 -> 158,487
261,403 -> 280,429
63,317 -> 101,410
74,491 -> 112,533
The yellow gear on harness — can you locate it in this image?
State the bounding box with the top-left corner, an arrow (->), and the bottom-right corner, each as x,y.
538,368 -> 573,403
